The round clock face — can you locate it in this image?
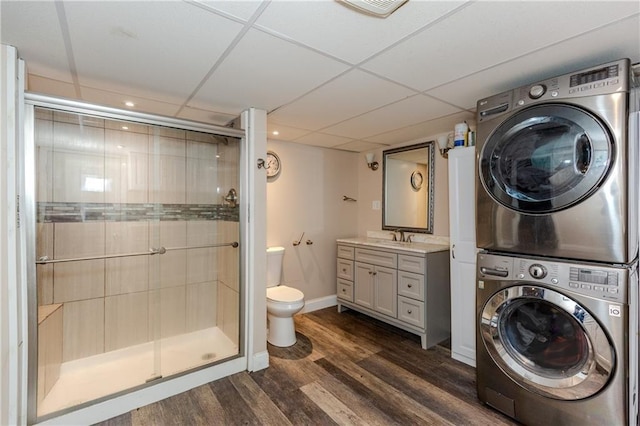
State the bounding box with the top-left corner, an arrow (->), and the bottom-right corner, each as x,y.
266,151 -> 281,178
411,171 -> 423,190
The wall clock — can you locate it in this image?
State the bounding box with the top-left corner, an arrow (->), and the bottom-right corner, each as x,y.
411,170 -> 423,190
266,150 -> 281,178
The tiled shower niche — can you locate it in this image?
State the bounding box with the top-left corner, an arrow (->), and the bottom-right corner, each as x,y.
34,107 -> 241,416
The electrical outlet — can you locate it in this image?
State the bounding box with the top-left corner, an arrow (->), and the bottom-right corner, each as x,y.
372,200 -> 381,210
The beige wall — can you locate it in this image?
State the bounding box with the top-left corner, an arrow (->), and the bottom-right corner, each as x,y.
266,140 -> 358,301
266,130 -> 471,303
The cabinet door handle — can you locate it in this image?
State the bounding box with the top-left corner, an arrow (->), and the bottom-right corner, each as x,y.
342,268 -> 347,272
372,271 -> 377,276
407,310 -> 412,314
407,284 -> 412,288
452,244 -> 456,259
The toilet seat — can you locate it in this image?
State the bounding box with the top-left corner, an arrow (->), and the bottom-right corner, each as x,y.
267,285 -> 304,303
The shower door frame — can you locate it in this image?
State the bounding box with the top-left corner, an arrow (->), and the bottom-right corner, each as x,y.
23,93 -> 251,424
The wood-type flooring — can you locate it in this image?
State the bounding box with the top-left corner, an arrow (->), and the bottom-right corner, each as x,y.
97,307 -> 519,426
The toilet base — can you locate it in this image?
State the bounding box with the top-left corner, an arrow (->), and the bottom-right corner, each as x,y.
267,314 -> 297,347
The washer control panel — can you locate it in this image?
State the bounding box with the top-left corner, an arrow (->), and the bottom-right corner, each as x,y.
477,253 -> 628,303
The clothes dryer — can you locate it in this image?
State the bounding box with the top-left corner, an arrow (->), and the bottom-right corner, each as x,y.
476,252 -> 636,425
476,58 -> 636,263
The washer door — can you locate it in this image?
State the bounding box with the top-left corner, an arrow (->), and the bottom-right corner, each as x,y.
480,285 -> 615,400
479,104 -> 613,213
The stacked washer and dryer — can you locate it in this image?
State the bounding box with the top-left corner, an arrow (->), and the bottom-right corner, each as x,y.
474,58 -> 640,425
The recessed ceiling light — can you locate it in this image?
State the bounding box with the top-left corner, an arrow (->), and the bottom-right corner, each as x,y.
124,101 -> 135,107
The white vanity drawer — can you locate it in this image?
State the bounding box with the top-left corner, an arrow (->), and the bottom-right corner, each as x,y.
398,296 -> 425,328
337,259 -> 354,280
398,254 -> 425,274
337,245 -> 355,260
337,278 -> 354,302
355,248 -> 397,268
398,271 -> 424,301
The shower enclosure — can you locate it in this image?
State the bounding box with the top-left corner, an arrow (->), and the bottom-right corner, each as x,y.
26,97 -> 244,420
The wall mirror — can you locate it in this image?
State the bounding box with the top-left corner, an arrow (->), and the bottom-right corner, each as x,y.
382,141 -> 435,234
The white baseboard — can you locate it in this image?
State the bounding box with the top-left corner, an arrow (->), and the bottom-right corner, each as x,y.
452,352 -> 476,368
299,295 -> 337,314
250,350 -> 269,372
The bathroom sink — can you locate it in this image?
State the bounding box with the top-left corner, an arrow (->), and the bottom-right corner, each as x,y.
371,239 -> 413,247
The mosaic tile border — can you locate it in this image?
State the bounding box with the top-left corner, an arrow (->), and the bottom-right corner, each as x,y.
37,202 -> 239,223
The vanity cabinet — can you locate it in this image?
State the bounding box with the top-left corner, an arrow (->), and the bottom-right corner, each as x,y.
354,258 -> 397,317
336,241 -> 450,349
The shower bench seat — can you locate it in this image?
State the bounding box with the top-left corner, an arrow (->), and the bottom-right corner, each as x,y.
38,303 -> 63,405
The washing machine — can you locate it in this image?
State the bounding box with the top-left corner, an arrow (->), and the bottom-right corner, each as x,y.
476,252 -> 637,425
476,58 -> 637,264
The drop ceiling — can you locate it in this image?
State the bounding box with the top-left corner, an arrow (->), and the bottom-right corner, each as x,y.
1,1 -> 639,152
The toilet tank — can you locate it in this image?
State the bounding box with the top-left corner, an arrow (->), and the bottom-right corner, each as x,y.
266,246 -> 285,288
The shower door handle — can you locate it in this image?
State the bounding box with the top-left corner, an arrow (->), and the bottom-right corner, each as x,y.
35,243 -> 237,264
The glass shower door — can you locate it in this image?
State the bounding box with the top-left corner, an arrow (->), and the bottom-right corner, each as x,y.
146,124 -> 242,379
32,105 -> 241,420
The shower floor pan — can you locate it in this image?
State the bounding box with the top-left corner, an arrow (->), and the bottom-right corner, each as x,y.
38,326 -> 238,417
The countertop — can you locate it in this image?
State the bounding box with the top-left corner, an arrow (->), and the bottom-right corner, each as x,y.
337,237 -> 450,255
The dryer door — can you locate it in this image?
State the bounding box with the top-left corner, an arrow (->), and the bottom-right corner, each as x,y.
479,104 -> 612,213
480,285 -> 615,400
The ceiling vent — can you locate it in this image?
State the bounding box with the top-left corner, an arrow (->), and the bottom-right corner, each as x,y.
338,0 -> 409,18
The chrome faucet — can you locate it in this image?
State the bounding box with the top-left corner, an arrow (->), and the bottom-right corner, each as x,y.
394,229 -> 405,242
390,232 -> 398,241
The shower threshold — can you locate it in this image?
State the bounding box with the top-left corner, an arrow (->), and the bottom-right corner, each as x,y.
38,326 -> 238,417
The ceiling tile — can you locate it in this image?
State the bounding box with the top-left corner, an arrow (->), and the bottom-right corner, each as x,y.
362,1 -> 640,91
176,106 -> 238,127
266,123 -> 312,141
189,28 -> 349,113
268,69 -> 417,130
78,86 -> 182,117
322,94 -> 463,139
426,15 -> 640,111
333,140 -> 390,153
191,0 -> 266,21
293,132 -> 355,149
364,111 -> 476,146
0,1 -> 74,83
63,1 -> 245,104
254,0 -> 467,64
4,0 -> 639,155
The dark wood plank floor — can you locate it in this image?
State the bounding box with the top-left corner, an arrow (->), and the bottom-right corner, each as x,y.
97,307 -> 519,425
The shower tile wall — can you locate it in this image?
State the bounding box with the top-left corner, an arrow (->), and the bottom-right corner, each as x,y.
34,108 -> 240,363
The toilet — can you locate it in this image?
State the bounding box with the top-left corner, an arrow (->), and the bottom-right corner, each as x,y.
266,246 -> 305,347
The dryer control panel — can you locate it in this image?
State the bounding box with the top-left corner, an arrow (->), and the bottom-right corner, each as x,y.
476,58 -> 630,122
512,59 -> 628,110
